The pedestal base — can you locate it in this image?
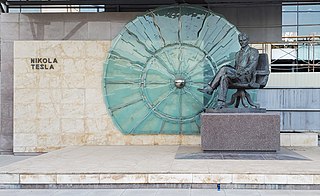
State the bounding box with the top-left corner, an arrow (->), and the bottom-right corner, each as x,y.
201,112 -> 280,151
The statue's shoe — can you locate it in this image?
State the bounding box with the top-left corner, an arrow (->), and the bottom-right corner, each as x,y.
197,86 -> 213,95
216,100 -> 226,109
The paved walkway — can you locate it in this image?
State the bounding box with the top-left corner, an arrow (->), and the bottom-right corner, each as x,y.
1,146 -> 320,188
1,189 -> 320,196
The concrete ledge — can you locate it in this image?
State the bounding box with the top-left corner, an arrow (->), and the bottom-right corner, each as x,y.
280,133 -> 318,147
1,173 -> 320,188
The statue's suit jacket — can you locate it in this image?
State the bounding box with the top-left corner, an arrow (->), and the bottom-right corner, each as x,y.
234,46 -> 259,83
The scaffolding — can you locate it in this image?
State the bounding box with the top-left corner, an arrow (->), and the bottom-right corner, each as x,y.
270,35 -> 320,72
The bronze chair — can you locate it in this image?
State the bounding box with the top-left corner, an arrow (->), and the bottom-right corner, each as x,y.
227,53 -> 270,108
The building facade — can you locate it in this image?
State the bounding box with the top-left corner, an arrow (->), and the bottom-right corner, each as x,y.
0,1 -> 319,154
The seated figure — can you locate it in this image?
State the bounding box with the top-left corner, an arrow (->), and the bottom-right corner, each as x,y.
198,33 -> 260,109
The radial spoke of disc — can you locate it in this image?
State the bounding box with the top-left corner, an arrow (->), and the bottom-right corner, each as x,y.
207,26 -> 236,55
109,98 -> 143,113
188,82 -> 208,91
178,45 -> 183,74
179,90 -> 183,134
151,88 -> 177,110
159,120 -> 166,134
195,12 -> 209,43
109,51 -> 145,70
145,66 -> 174,81
209,35 -> 234,57
153,56 -> 176,77
196,17 -> 221,48
183,87 -> 203,107
150,12 -> 166,46
125,26 -> 155,54
163,50 -> 177,74
186,55 -> 206,75
129,110 -> 153,134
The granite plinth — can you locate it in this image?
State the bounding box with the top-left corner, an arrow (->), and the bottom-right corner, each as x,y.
201,112 -> 280,151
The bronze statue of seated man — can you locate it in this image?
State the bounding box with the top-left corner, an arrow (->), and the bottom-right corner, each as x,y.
198,33 -> 259,109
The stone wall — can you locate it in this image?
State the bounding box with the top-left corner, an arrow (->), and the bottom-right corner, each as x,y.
13,41 -> 201,152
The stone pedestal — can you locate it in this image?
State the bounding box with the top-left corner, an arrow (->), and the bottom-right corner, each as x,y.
201,113 -> 280,151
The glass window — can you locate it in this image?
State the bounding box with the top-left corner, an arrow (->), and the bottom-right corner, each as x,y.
299,12 -> 320,25
282,12 -> 297,25
282,5 -> 297,11
282,26 -> 298,37
298,25 -> 320,36
8,8 -> 20,13
298,5 -> 320,11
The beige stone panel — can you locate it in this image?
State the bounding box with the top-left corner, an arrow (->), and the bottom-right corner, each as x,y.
124,135 -> 155,145
37,134 -> 61,147
61,73 -> 85,88
60,41 -> 87,59
57,174 -> 99,184
85,72 -> 103,89
211,174 -> 233,183
0,174 -> 19,184
192,174 -> 212,183
85,59 -> 105,74
14,133 -> 37,147
62,58 -> 86,74
85,133 -> 109,145
60,103 -> 85,118
85,41 -> 110,59
265,175 -> 288,184
14,58 -> 31,74
84,118 -> 107,133
233,174 -> 265,184
154,135 -> 182,145
14,89 -> 38,103
61,118 -> 85,133
61,133 -> 88,146
20,174 -> 57,184
38,118 -> 60,134
14,103 -> 37,119
192,174 -> 232,183
181,135 -> 201,145
85,89 -> 104,104
287,175 -> 313,184
148,174 -> 192,183
85,104 -> 108,118
14,118 -> 39,133
61,89 -> 85,104
28,58 -> 63,73
14,41 -> 40,58
14,73 -> 39,89
13,146 -> 26,153
107,131 -> 126,145
24,146 -> 41,152
102,114 -> 118,132
280,133 -> 291,146
102,114 -> 120,133
37,103 -> 60,119
34,146 -> 62,153
313,175 -> 320,184
38,41 -> 65,58
38,89 -> 62,104
100,174 -> 147,184
290,133 -> 318,147
38,73 -> 61,89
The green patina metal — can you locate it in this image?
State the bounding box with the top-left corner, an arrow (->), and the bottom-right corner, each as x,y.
103,5 -> 243,135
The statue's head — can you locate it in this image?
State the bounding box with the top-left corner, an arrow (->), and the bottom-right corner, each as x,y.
238,33 -> 249,48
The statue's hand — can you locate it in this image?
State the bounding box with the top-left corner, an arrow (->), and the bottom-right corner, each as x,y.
236,69 -> 243,77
